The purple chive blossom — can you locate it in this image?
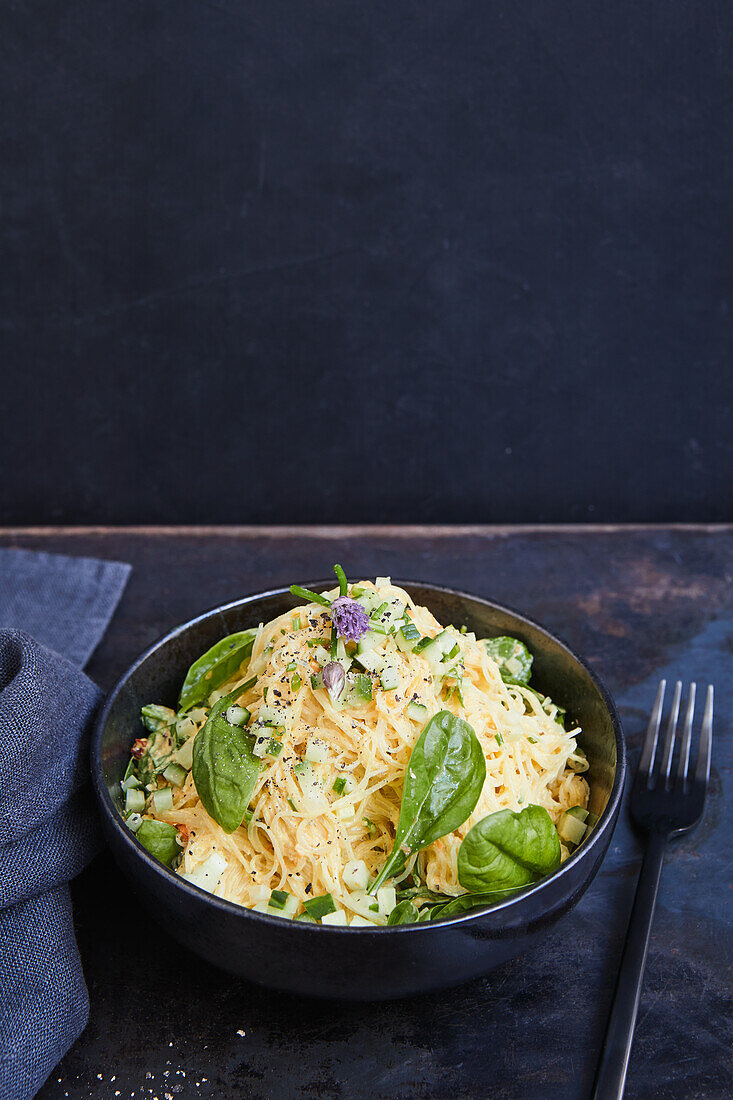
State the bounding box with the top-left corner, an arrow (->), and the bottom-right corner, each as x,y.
322,661 -> 346,700
330,596 -> 370,642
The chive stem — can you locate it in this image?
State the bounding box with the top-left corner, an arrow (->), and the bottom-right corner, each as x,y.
334,563 -> 348,597
290,585 -> 331,608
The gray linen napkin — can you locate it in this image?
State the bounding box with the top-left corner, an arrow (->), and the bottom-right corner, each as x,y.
0,547 -> 131,1100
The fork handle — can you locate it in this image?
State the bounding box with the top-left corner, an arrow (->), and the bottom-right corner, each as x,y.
592,829 -> 668,1100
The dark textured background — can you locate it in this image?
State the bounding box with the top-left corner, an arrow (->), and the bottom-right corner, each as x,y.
2,2 -> 731,524
0,525 -> 723,1100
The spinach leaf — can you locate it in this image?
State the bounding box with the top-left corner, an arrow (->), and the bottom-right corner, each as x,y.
370,710 -> 486,893
428,888 -> 517,920
457,804 -> 561,894
483,636 -> 533,686
140,704 -> 177,732
178,630 -> 257,712
396,885 -> 450,905
387,900 -> 420,925
192,688 -> 260,833
136,820 -> 181,867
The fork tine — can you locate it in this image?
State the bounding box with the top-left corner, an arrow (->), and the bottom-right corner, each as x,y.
639,679 -> 665,781
693,685 -> 714,785
676,682 -> 696,788
659,680 -> 682,786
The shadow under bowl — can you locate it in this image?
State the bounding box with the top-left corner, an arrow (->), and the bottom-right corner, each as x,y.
91,581 -> 625,1000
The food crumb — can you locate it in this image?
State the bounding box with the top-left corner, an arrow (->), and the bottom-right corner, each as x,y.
237,1029 -> 246,1037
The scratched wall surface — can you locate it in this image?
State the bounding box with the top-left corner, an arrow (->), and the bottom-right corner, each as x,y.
1,3 -> 731,525
2,527 -> 729,1100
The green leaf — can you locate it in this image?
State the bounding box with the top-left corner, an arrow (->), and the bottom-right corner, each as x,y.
395,885 -> 449,905
135,820 -> 180,867
370,710 -> 486,893
140,704 -> 177,732
192,688 -> 260,833
428,888 -> 517,920
457,805 -> 561,894
387,900 -> 420,925
483,636 -> 533,686
178,630 -> 257,712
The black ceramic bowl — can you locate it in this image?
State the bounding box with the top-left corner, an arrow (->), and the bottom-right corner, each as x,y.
91,582 -> 625,1000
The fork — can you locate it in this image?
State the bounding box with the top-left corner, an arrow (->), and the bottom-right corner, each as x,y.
592,679 -> 714,1100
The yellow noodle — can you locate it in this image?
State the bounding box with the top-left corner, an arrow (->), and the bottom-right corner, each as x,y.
152,580 -> 588,912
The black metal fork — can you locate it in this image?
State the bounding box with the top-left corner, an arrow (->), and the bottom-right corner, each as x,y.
592,680 -> 714,1100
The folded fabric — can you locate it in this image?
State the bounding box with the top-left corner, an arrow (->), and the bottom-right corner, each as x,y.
0,548 -> 130,1100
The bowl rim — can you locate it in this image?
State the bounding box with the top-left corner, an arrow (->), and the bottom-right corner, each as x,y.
91,579 -> 626,935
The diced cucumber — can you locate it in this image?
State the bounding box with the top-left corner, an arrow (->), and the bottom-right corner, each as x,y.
305,737 -> 329,764
175,713 -> 198,742
406,701 -> 428,722
121,773 -> 142,792
152,786 -> 173,813
566,806 -> 589,822
418,629 -> 457,669
349,914 -> 376,927
375,576 -> 392,588
379,599 -> 406,632
311,645 -> 331,666
225,704 -> 250,727
361,588 -> 406,633
258,703 -> 292,730
125,787 -> 145,814
379,660 -> 400,691
557,812 -> 587,846
180,851 -> 227,894
343,859 -> 370,891
342,673 -> 373,708
163,762 -> 188,788
252,733 -> 271,758
376,885 -> 397,916
357,631 -> 386,654
394,621 -> 421,653
343,890 -> 388,925
354,647 -> 385,674
125,812 -> 143,833
173,737 -> 195,771
321,909 -> 348,926
268,891 -> 299,918
355,588 -> 382,614
296,765 -> 328,813
295,912 -> 318,923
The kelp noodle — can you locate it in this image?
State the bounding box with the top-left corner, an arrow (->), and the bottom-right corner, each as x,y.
121,576 -> 589,926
